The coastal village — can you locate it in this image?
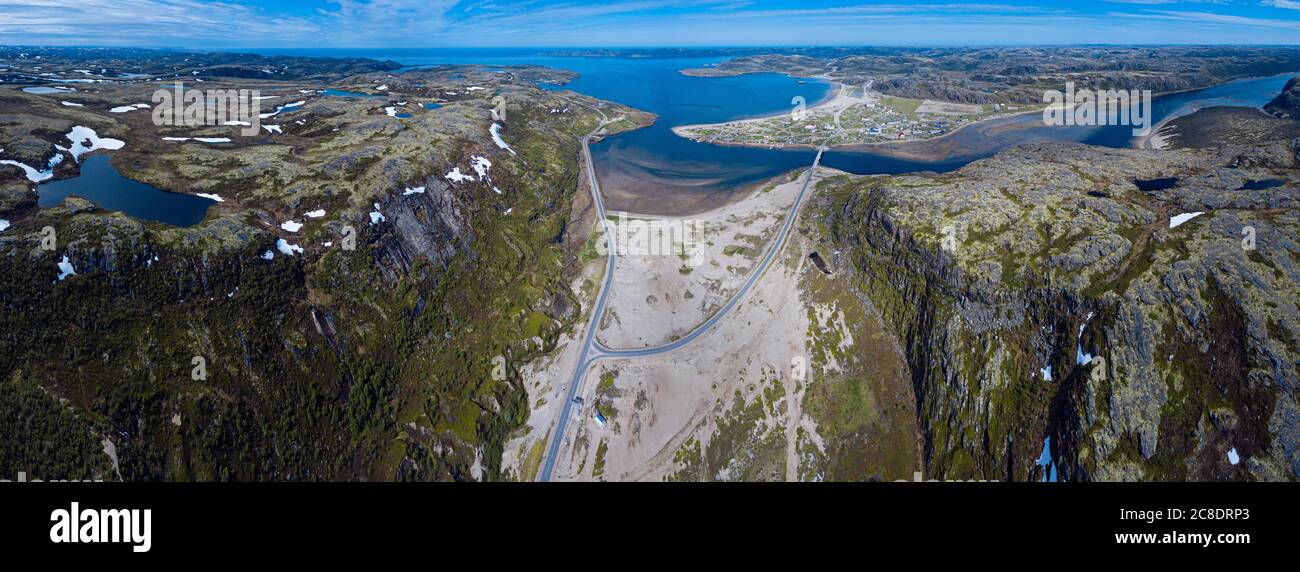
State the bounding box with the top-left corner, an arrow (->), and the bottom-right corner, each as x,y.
674,83 -> 1029,147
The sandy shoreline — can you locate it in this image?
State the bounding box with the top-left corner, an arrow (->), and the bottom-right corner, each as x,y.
1136,115 -> 1179,150
671,79 -> 846,140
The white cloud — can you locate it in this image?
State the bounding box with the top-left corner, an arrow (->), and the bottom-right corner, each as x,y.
1145,9 -> 1300,28
0,0 -> 320,45
1,0 -> 1297,47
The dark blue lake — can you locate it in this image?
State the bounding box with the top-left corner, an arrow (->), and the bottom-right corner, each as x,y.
38,155 -> 215,226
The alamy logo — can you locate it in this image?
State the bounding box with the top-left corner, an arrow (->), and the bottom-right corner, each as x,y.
151,82 -> 262,136
1042,82 -> 1152,137
49,502 -> 152,553
596,213 -> 706,267
2,471 -> 101,483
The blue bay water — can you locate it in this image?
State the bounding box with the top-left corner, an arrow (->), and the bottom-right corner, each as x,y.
261,48 -> 853,210
36,48 -> 1294,224
263,48 -> 1292,213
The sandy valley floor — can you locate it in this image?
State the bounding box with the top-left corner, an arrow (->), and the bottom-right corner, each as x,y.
505,165 -> 921,482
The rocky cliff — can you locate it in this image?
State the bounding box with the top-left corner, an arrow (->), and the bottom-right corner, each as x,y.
1265,76 -> 1300,119
821,141 -> 1299,481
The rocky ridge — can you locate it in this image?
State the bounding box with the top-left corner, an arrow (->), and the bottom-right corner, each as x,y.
0,58 -> 652,481
1265,76 -> 1300,119
819,141 -> 1299,481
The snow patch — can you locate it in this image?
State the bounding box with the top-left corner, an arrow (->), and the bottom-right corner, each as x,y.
1228,448 -> 1240,465
445,167 -> 475,183
0,153 -> 63,183
63,125 -> 124,161
195,193 -> 223,202
1076,315 -> 1096,366
490,123 -> 516,155
280,220 -> 303,233
1169,212 -> 1205,229
304,209 -> 326,219
403,186 -> 426,196
109,103 -> 149,113
1076,339 -> 1094,365
275,239 -> 303,256
56,256 -> 76,281
369,203 -> 385,225
259,101 -> 305,119
471,155 -> 492,180
163,137 -> 230,144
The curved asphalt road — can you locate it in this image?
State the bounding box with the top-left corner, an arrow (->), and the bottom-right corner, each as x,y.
539,100 -> 843,481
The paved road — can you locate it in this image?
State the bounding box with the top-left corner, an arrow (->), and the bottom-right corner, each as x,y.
539,101 -> 842,481
538,108 -> 616,483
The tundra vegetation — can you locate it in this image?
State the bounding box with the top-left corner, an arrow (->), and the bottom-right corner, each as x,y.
0,47 -> 651,481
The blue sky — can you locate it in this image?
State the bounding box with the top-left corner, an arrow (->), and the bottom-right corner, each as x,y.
2,0 -> 1299,48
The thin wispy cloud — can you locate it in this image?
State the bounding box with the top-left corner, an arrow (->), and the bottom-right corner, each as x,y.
1145,8 -> 1300,28
0,0 -> 320,44
0,0 -> 1297,47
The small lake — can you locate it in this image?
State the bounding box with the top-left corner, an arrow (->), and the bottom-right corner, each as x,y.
22,86 -> 76,94
1240,179 -> 1285,190
1134,177 -> 1180,192
321,88 -> 385,98
37,155 -> 215,227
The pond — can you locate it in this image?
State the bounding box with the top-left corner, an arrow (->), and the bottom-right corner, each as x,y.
37,155 -> 215,227
1239,179 -> 1285,190
321,88 -> 386,98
